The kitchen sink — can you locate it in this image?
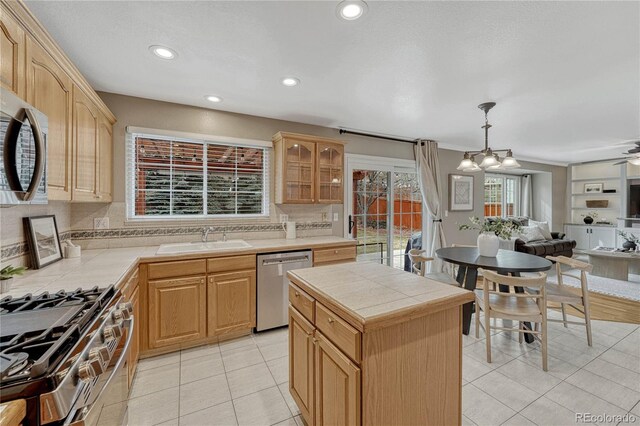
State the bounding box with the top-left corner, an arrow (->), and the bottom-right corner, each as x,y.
157,240 -> 252,255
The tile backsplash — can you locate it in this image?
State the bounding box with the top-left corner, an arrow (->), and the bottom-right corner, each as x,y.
1,201 -> 343,266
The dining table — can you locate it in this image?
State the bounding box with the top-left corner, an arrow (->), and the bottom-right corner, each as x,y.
435,247 -> 553,343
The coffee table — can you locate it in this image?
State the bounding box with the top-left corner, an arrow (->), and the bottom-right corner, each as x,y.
588,249 -> 640,281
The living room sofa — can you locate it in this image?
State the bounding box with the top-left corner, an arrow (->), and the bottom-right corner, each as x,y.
514,231 -> 577,258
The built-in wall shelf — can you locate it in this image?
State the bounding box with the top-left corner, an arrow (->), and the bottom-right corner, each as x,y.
569,160 -> 623,225
571,177 -> 620,182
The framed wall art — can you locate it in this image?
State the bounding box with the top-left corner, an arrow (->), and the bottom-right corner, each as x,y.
449,174 -> 474,211
23,215 -> 63,269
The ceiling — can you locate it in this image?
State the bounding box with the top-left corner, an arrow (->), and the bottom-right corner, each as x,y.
26,1 -> 640,165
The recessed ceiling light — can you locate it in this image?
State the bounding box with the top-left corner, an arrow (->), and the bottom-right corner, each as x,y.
281,77 -> 300,87
149,45 -> 177,60
336,0 -> 368,20
205,95 -> 223,103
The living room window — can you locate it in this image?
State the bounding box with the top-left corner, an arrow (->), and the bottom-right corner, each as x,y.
484,173 -> 520,218
125,128 -> 270,220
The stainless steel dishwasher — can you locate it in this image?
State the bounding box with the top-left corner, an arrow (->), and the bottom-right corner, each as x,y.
257,250 -> 312,331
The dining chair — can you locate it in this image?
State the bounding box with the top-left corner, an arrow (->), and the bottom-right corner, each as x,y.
475,269 -> 548,371
542,255 -> 594,346
408,249 -> 459,286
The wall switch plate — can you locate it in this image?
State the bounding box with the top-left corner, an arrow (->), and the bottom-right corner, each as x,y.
321,212 -> 328,221
94,217 -> 109,230
333,213 -> 339,222
279,214 -> 288,223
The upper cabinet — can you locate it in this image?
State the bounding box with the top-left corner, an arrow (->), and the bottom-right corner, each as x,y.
273,132 -> 345,204
72,85 -> 99,201
2,1 -> 116,203
97,111 -> 113,201
26,37 -> 73,200
0,4 -> 26,98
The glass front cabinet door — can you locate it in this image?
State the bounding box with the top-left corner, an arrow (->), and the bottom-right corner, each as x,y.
273,132 -> 345,204
316,142 -> 344,203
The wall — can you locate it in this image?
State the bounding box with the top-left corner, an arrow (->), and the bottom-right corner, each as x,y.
1,91 -> 567,265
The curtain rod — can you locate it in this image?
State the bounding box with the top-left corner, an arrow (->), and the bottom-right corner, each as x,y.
338,128 -> 420,144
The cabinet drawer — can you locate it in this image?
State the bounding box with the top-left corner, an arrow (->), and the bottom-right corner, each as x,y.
148,259 -> 206,280
289,283 -> 315,323
208,255 -> 255,273
313,246 -> 356,265
315,302 -> 361,363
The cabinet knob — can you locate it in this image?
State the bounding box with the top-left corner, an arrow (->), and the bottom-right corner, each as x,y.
334,250 -> 338,254
295,291 -> 300,297
327,317 -> 334,324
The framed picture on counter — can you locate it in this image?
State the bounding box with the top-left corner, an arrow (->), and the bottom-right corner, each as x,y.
449,174 -> 474,211
23,215 -> 63,269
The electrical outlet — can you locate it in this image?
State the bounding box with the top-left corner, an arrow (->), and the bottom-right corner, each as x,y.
321,212 -> 328,221
279,214 -> 288,223
94,217 -> 109,230
333,213 -> 339,222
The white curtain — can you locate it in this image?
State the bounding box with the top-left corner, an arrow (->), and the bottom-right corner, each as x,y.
521,174 -> 533,218
414,140 -> 447,272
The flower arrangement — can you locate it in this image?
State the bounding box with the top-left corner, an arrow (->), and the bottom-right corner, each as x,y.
580,211 -> 599,219
0,265 -> 27,281
458,217 -> 522,240
618,230 -> 639,244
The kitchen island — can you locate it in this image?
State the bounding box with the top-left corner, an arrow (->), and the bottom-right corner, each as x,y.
287,261 -> 474,426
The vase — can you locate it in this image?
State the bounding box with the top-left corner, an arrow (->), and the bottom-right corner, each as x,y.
477,232 -> 500,257
583,216 -> 594,224
622,241 -> 637,251
0,277 -> 12,294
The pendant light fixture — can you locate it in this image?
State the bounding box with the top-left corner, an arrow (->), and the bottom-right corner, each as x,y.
457,102 -> 521,172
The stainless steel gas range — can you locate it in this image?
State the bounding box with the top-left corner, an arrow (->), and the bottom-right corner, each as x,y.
0,286 -> 133,425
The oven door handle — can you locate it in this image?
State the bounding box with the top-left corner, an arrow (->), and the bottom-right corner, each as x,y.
65,317 -> 134,426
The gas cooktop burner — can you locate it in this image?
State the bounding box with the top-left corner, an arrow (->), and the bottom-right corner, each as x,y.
0,286 -> 115,384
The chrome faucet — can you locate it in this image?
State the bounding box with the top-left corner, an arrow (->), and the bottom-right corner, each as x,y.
222,227 -> 228,242
202,226 -> 214,242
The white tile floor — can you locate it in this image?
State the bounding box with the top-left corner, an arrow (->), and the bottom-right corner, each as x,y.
124,311 -> 639,426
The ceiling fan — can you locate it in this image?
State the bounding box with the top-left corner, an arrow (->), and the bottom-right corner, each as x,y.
613,141 -> 640,165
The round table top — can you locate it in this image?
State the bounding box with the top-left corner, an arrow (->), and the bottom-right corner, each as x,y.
436,247 -> 552,273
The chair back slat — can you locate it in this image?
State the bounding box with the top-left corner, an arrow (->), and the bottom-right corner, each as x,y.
479,269 -> 547,289
547,255 -> 593,273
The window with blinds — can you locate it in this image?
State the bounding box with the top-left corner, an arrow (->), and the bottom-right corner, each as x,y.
484,173 -> 520,218
126,131 -> 269,219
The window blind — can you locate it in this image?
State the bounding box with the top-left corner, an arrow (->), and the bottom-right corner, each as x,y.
125,130 -> 270,220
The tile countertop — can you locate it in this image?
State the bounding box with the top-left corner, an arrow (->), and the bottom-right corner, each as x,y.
287,261 -> 474,332
2,236 -> 356,298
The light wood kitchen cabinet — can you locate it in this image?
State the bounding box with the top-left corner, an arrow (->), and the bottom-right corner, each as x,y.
273,132 -> 345,205
313,246 -> 356,267
72,85 -> 99,201
288,261 -> 471,426
128,284 -> 140,387
26,37 -> 73,200
207,269 -> 256,336
148,275 -> 207,349
97,111 -> 113,201
4,0 -> 116,202
315,332 -> 360,426
0,4 -> 26,98
289,306 -> 315,423
316,142 -> 344,203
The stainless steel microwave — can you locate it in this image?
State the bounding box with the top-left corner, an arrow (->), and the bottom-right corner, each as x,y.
0,88 -> 48,205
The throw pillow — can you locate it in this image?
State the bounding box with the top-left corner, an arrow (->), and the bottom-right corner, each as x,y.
519,225 -> 546,243
529,220 -> 553,240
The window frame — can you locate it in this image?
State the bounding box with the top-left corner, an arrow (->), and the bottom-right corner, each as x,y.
125,128 -> 270,221
484,173 -> 521,219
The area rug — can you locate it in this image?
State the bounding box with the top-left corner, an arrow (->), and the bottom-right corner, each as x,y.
542,267 -> 640,302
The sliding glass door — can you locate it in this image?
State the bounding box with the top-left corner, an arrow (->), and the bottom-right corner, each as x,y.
346,156 -> 424,269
